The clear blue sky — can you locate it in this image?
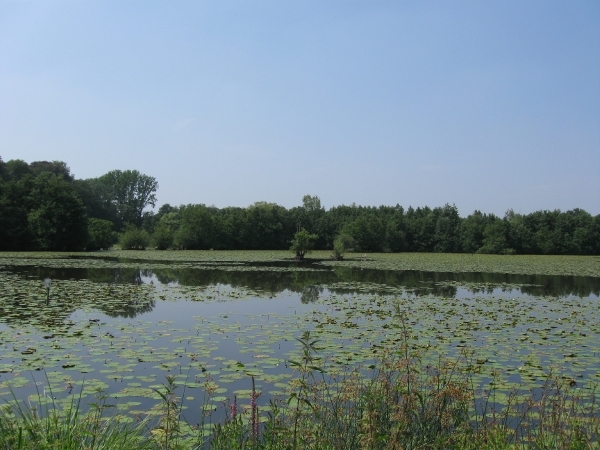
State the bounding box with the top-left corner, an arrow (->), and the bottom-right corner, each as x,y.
1,1 -> 599,216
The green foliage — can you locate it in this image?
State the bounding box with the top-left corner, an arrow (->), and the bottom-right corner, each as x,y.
152,210 -> 180,250
87,218 -> 115,250
74,178 -> 119,225
0,385 -> 153,449
290,228 -> 318,260
300,195 -> 324,242
151,375 -> 183,448
88,169 -> 158,230
152,223 -> 174,250
477,220 -> 511,254
332,232 -> 354,260
1,158 -> 599,255
460,210 -> 497,253
172,204 -> 215,250
0,160 -> 87,251
242,202 -> 290,250
26,173 -> 88,251
341,215 -> 386,252
119,225 -> 150,250
433,204 -> 461,252
29,160 -> 74,181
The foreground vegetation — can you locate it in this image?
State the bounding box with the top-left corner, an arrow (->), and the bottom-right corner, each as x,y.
1,158 -> 599,255
1,330 -> 598,449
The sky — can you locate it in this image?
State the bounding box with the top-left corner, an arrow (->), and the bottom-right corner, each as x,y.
1,1 -> 599,217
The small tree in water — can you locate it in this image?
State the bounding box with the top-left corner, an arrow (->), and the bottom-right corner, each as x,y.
290,228 -> 318,260
331,232 -> 355,261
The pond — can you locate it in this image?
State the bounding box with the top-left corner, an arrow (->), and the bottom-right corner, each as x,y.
0,254 -> 599,427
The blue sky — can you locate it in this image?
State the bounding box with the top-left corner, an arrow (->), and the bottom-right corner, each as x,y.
1,1 -> 599,216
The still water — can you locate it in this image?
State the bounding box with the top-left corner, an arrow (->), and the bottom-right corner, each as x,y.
0,256 -> 598,426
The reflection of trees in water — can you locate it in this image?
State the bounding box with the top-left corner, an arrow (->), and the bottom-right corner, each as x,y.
1,267 -> 157,332
13,266 -> 147,285
149,265 -> 600,298
0,295 -> 75,331
5,264 -> 599,333
151,267 -> 338,295
301,285 -> 323,303
16,263 -> 600,298
100,299 -> 156,318
0,295 -> 156,330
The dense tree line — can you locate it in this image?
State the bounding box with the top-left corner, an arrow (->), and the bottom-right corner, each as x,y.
0,158 -> 157,251
1,158 -> 599,255
143,198 -> 600,255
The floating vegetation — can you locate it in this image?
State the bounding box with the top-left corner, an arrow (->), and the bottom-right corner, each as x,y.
2,250 -> 599,277
0,251 -> 598,431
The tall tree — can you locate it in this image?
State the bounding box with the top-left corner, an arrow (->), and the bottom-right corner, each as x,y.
94,170 -> 158,229
26,173 -> 88,251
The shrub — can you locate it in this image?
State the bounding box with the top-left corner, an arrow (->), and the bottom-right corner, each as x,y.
87,218 -> 115,250
152,224 -> 173,250
119,225 -> 150,250
290,228 -> 318,260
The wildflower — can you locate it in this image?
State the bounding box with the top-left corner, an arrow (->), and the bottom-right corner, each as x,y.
230,395 -> 237,419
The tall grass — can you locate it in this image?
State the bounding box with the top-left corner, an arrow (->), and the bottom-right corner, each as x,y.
0,382 -> 154,449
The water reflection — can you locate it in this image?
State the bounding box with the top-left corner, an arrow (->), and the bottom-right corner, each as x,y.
2,262 -> 598,327
9,262 -> 600,300
301,285 -> 322,304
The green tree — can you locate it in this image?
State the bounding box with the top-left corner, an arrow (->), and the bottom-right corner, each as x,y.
119,225 -> 150,250
0,157 -> 8,181
4,159 -> 32,181
505,210 -> 536,254
172,204 -> 215,249
87,218 -> 115,250
242,202 -> 288,250
94,170 -> 158,229
433,204 -> 461,253
29,160 -> 73,181
340,214 -> 387,252
301,194 -> 324,231
150,209 -> 180,249
331,232 -> 354,260
152,223 -> 174,250
477,220 -> 511,254
73,178 -> 119,225
26,173 -> 88,251
0,175 -> 32,250
290,228 -> 318,260
405,206 -> 437,252
460,211 -> 492,253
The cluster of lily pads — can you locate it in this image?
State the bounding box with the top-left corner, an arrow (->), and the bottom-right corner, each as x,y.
0,251 -> 598,431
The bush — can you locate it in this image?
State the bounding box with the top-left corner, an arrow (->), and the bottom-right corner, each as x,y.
87,218 -> 115,250
152,224 -> 173,250
119,225 -> 150,250
290,228 -> 318,260
332,232 -> 355,260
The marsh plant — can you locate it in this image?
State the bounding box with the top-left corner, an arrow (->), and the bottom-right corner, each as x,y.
0,383 -> 154,449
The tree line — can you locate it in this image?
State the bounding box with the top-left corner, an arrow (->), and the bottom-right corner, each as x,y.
1,157 -> 599,255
